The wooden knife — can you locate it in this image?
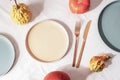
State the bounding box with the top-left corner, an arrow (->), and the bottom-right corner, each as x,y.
76,20 -> 92,68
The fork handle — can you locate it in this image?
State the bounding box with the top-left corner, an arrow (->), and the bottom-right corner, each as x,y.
72,36 -> 79,67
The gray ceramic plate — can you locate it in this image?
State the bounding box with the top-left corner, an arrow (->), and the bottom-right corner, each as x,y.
0,35 -> 15,76
98,1 -> 120,52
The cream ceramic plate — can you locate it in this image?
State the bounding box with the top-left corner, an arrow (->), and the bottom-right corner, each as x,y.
26,20 -> 69,62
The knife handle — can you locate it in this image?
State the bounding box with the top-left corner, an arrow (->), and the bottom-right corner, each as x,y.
76,40 -> 86,68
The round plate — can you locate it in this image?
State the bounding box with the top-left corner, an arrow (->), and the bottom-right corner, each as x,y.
0,34 -> 15,76
26,20 -> 69,62
98,1 -> 120,52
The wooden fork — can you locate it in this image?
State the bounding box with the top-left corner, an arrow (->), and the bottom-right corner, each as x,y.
72,21 -> 81,67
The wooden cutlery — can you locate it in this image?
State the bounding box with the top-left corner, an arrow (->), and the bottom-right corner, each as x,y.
72,20 -> 92,68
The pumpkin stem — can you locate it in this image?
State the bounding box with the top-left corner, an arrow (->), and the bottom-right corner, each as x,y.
14,0 -> 19,9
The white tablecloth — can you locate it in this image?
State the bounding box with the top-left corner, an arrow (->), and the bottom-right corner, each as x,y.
1,0 -> 120,80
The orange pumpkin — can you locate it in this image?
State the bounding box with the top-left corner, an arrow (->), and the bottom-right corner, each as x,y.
44,71 -> 70,80
69,0 -> 90,14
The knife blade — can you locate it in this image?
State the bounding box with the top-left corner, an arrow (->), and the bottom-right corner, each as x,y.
83,20 -> 92,41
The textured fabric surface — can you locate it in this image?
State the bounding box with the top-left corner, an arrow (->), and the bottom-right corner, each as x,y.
0,0 -> 120,80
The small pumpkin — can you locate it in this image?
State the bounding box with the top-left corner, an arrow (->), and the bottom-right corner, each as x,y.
69,0 -> 90,14
10,0 -> 32,24
44,71 -> 70,80
89,54 -> 110,72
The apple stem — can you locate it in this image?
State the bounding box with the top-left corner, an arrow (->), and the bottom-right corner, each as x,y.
14,0 -> 19,9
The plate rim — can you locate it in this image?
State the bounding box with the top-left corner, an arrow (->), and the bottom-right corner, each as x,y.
98,1 -> 120,52
0,34 -> 15,76
26,19 -> 70,62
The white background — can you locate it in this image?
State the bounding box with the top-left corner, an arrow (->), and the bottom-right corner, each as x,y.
1,0 -> 120,80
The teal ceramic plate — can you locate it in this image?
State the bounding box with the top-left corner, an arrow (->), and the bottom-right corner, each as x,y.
98,1 -> 120,52
0,34 -> 15,76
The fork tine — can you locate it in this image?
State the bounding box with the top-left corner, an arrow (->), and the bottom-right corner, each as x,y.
75,21 -> 81,36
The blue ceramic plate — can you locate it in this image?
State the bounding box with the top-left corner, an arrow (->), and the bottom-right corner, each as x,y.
0,34 -> 15,76
98,1 -> 120,52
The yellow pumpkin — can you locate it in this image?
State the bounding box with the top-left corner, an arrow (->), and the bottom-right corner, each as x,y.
89,54 -> 110,72
10,3 -> 32,24
89,56 -> 105,72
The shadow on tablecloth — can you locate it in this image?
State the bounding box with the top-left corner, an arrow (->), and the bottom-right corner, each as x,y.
58,64 -> 92,80
90,0 -> 103,11
29,0 -> 44,21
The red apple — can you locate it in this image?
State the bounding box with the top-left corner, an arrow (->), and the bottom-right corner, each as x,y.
69,0 -> 90,14
44,71 -> 70,80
